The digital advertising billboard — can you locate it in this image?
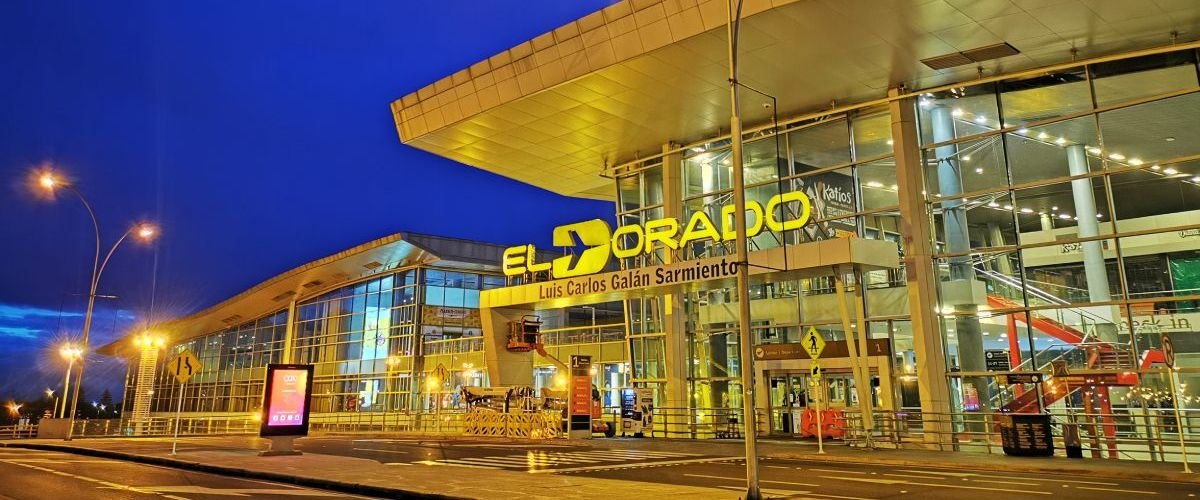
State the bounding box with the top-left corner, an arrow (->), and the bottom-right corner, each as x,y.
259,364 -> 314,437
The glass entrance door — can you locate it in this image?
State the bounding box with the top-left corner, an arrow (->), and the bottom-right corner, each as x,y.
768,373 -> 810,434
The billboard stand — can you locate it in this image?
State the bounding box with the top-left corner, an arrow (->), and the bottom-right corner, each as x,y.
260,436 -> 301,456
258,364 -> 314,457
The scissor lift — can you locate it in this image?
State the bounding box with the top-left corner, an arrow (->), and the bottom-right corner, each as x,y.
506,314 -> 543,352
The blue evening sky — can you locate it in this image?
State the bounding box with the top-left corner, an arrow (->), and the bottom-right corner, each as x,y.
0,0 -> 616,400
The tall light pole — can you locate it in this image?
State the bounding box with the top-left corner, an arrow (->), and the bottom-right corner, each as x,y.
724,1 -> 761,498
36,170 -> 158,440
57,345 -> 82,418
44,389 -> 56,419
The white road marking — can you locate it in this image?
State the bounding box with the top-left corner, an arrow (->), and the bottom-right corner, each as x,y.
532,456 -> 742,474
0,458 -> 166,497
902,480 -> 1052,495
145,486 -> 343,497
896,469 -> 975,477
978,473 -> 1118,485
412,459 -> 494,469
685,474 -> 819,487
819,475 -> 905,485
1073,486 -> 1158,495
807,468 -> 868,475
351,447 -> 410,454
967,478 -> 1042,486
717,486 -> 809,497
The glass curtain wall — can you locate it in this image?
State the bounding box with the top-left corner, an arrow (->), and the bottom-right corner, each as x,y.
918,49 -> 1200,416
148,310 -> 287,413
612,106 -> 911,422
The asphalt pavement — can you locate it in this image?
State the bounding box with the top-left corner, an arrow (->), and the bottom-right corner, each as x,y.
0,447 -> 368,500
7,436 -> 1200,499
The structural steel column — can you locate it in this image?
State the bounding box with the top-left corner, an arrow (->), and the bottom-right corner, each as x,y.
659,143 -> 692,438
1066,145 -> 1112,303
281,299 -> 298,364
889,89 -> 952,445
929,105 -> 986,413
1066,144 -> 1118,342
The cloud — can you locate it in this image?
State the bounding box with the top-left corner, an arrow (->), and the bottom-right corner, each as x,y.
0,303 -> 81,321
0,326 -> 41,339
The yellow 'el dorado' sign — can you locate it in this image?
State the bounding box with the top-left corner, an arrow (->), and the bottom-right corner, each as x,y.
504,190 -> 812,278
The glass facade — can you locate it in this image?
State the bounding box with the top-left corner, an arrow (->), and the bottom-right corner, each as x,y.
918,50 -> 1200,415
607,47 -> 1200,438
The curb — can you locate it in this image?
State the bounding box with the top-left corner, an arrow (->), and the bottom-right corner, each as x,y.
760,451 -> 1200,484
580,439 -> 1200,484
0,442 -> 463,500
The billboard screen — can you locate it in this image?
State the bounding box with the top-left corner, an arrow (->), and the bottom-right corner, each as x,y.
259,364 -> 314,437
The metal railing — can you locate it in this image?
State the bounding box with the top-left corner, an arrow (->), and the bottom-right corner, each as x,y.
0,425 -> 37,439
422,337 -> 483,356
840,408 -> 1200,463
541,324 -> 626,345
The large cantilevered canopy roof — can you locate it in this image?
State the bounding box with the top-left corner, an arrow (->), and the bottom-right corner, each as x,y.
392,0 -> 1200,200
99,233 -> 507,358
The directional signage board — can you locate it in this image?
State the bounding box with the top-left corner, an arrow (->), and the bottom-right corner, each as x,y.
168,350 -> 202,384
802,327 -> 826,359
985,350 -> 1011,371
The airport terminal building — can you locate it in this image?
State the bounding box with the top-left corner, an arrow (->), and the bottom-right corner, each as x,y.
110,0 -> 1198,457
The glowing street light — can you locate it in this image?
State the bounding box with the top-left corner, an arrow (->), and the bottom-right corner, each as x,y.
57,344 -> 83,419
33,167 -> 160,439
5,402 -> 22,418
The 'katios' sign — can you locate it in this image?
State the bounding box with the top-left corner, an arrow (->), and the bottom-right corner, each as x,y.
503,190 -> 813,278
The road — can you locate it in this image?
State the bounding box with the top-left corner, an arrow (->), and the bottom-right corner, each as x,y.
9,436 -> 1200,499
0,447 -> 367,500
295,436 -> 1200,498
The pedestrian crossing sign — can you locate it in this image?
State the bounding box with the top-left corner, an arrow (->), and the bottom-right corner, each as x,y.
802,327 -> 826,359
810,362 -> 822,380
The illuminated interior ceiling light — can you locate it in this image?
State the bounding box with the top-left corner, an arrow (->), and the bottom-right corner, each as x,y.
866,181 -> 883,188
1036,131 -> 1049,140
975,167 -> 983,173
1108,153 -> 1126,161
974,115 -> 988,124
1164,167 -> 1179,175
690,147 -> 704,153
1128,158 -> 1143,166
1191,176 -> 1200,183
1051,206 -> 1059,210
1166,136 -> 1176,142
1086,146 -> 1101,154
1020,208 -> 1033,213
1054,137 -> 1067,145
1003,204 -> 1013,210
1097,213 -> 1103,218
1059,214 -> 1071,219
886,139 -> 894,145
962,155 -> 972,161
919,98 -> 932,108
1017,127 -> 1029,135
951,108 -> 964,117
987,201 -> 999,208
1151,164 -> 1162,170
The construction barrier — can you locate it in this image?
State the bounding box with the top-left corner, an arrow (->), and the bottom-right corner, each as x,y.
463,409 -> 562,439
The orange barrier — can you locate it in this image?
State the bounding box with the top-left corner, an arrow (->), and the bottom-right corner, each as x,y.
799,408 -> 846,439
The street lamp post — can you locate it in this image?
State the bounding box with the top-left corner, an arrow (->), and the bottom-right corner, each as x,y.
37,171 -> 157,440
44,389 -> 56,419
57,345 -> 82,418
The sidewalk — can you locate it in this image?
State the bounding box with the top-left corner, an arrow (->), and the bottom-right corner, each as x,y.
0,437 -> 740,500
581,435 -> 1200,484
3,434 -> 1196,499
